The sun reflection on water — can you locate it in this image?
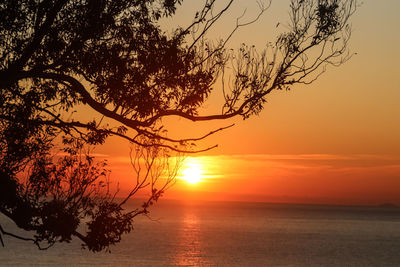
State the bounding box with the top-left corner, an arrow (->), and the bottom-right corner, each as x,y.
172,210 -> 209,266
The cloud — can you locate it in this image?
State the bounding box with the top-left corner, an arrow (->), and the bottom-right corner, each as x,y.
103,153 -> 400,205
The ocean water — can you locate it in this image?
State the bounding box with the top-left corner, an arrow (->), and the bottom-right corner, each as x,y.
1,200 -> 400,266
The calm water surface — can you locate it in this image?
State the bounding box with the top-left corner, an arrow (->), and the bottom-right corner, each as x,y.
1,201 -> 400,266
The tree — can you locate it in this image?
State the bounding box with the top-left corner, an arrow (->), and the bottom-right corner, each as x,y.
0,0 -> 358,252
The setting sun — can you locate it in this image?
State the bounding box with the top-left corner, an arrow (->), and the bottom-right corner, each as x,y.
180,158 -> 203,184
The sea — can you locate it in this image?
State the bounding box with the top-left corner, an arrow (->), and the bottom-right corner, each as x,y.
1,200 -> 400,266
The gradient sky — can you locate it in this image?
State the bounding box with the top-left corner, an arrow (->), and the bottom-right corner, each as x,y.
96,0 -> 400,205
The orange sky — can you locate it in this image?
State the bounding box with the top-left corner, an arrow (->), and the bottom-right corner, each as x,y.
95,0 -> 400,206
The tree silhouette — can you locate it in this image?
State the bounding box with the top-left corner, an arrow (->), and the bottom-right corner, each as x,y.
0,0 -> 358,251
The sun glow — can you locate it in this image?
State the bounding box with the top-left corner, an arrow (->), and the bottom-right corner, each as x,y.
180,158 -> 203,184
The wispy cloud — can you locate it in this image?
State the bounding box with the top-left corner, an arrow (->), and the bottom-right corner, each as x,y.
102,153 -> 400,205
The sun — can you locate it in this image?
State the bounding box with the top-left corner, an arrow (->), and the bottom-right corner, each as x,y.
180,158 -> 203,184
